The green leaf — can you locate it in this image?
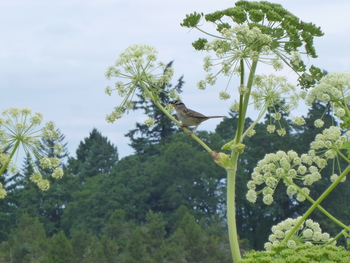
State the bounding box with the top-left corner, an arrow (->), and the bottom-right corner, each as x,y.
180,12 -> 203,28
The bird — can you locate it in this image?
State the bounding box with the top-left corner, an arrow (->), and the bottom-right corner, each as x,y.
171,100 -> 225,133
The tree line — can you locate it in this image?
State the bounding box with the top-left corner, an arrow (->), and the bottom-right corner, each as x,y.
0,96 -> 348,262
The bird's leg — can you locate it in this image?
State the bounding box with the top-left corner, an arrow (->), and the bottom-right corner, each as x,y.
180,124 -> 192,135
189,125 -> 199,136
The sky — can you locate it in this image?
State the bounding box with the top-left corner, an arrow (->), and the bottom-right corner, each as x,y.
1,0 -> 350,161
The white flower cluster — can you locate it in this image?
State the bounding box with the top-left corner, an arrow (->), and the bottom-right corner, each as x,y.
309,126 -> 348,182
310,126 -> 346,158
197,25 -> 273,91
251,74 -> 300,111
105,44 -> 175,123
0,107 -> 64,195
246,150 -> 327,204
264,217 -> 334,251
144,118 -> 155,127
306,72 -> 350,107
250,74 -> 304,136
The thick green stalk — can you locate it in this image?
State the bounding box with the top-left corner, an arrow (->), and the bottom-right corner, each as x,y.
227,153 -> 241,262
282,164 -> 350,245
0,140 -> 20,175
226,59 -> 259,262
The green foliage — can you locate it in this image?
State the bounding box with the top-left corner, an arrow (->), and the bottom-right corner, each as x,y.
62,173 -> 123,235
45,231 -> 74,263
7,130 -> 73,237
192,38 -> 208,50
148,132 -> 226,218
0,214 -> 47,263
10,156 -> 74,237
68,128 -> 118,180
299,66 -> 327,90
180,12 -> 203,28
0,172 -> 20,242
241,245 -> 350,262
168,209 -> 232,262
125,227 -> 152,263
79,235 -> 108,263
181,0 -> 324,90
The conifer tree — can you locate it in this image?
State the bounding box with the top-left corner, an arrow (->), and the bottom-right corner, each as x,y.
68,128 -> 118,181
125,226 -> 152,263
46,230 -> 74,263
0,214 -> 47,263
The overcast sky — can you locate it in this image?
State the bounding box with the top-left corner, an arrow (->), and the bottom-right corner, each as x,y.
1,0 -> 350,161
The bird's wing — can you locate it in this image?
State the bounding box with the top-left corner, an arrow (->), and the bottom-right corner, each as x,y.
183,108 -> 208,119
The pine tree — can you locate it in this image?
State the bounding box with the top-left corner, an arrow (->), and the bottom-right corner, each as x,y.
68,128 -> 118,181
125,227 -> 152,263
46,230 -> 74,263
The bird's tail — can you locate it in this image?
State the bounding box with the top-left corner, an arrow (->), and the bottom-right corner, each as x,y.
208,116 -> 225,118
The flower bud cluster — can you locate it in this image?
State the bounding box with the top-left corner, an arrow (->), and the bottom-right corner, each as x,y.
306,72 -> 350,106
264,217 -> 334,251
305,72 -> 350,127
310,126 -> 345,157
246,150 -> 326,204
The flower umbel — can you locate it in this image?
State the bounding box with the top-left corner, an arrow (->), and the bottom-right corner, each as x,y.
183,1 -> 324,93
246,150 -> 327,204
264,218 -> 334,251
104,44 -> 174,123
0,107 -> 64,195
306,71 -> 350,128
251,74 -> 299,111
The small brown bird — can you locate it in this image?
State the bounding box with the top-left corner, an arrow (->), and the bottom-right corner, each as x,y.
171,100 -> 225,133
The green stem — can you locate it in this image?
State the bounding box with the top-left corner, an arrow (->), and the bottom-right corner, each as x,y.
282,164 -> 350,244
241,104 -> 269,140
283,177 -> 350,231
324,230 -> 347,246
227,153 -> 241,262
194,26 -> 225,40
234,59 -> 259,145
336,149 -> 350,164
0,140 -> 20,176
